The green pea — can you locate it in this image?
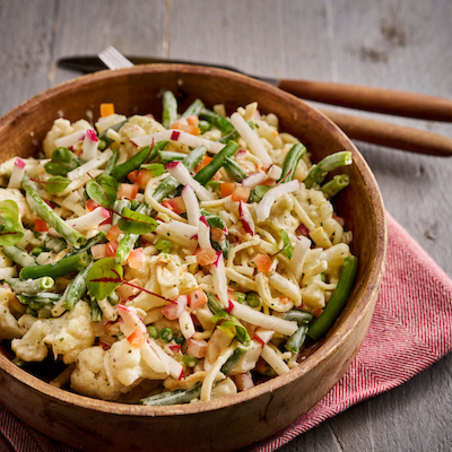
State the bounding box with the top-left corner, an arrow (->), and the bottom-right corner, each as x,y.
156,239 -> 173,253
183,355 -> 199,368
174,335 -> 185,345
147,326 -> 159,339
246,292 -> 261,308
97,139 -> 107,151
160,327 -> 174,343
235,292 -> 246,304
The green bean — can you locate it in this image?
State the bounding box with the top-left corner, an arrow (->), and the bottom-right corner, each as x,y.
321,174 -> 350,198
278,143 -> 306,183
248,185 -> 271,203
2,246 -> 36,268
98,119 -> 128,149
64,258 -> 93,310
5,277 -> 54,295
200,210 -> 227,230
20,252 -> 90,280
152,145 -> 206,203
33,233 -> 67,253
194,141 -> 239,185
207,293 -> 222,314
158,150 -> 185,165
107,291 -> 120,306
307,255 -> 358,342
19,292 -> 61,306
183,355 -> 198,368
199,108 -> 234,134
162,91 -> 178,129
141,382 -> 202,406
303,151 -> 353,189
181,99 -> 204,118
220,345 -> 247,375
113,199 -> 131,226
115,203 -> 148,264
89,297 -> 102,322
285,324 -> 308,354
103,148 -> 119,176
198,120 -> 211,134
283,310 -> 313,326
22,175 -> 86,248
224,157 -> 247,182
216,119 -> 255,144
65,232 -> 106,258
111,141 -> 168,181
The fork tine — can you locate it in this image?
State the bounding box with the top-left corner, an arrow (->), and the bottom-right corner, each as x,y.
99,46 -> 134,70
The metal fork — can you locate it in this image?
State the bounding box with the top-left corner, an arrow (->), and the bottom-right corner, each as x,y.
99,46 -> 134,70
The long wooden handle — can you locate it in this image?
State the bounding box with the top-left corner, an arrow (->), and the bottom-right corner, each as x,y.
278,79 -> 452,122
320,109 -> 452,157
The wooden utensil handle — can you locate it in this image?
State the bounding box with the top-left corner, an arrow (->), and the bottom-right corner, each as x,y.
279,80 -> 452,122
320,109 -> 452,157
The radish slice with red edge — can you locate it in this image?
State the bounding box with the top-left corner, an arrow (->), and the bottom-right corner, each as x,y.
181,184 -> 201,227
148,338 -> 184,379
242,171 -> 267,189
7,158 -> 26,189
210,251 -> 229,308
117,304 -> 148,337
179,310 -> 196,340
82,129 -> 99,160
267,165 -> 282,180
239,201 -> 255,235
54,129 -> 87,148
198,216 -> 212,249
162,295 -> 188,320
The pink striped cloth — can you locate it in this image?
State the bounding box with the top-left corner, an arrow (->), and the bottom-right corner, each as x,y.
1,212 -> 451,451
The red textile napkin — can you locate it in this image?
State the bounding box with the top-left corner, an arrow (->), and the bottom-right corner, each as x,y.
1,212 -> 451,452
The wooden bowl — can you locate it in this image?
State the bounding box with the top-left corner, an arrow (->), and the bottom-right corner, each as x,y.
0,65 -> 387,451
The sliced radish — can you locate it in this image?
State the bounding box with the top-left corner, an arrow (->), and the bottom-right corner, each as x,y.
66,207 -> 110,232
242,171 -> 267,189
162,295 -> 188,320
179,309 -> 196,340
234,372 -> 255,391
253,328 -> 275,346
54,129 -> 87,148
291,235 -> 311,283
117,304 -> 147,337
156,220 -> 198,239
210,251 -> 229,308
198,216 -> 212,250
140,341 -> 166,373
181,184 -> 200,227
7,158 -> 26,189
82,129 -> 99,160
239,201 -> 255,235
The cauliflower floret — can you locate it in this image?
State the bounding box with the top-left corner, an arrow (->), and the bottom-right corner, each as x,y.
0,288 -> 23,340
71,346 -> 123,401
105,339 -> 142,386
44,301 -> 95,364
11,320 -> 50,362
0,188 -> 35,225
95,113 -> 127,135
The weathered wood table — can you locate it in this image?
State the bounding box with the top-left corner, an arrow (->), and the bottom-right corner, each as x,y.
1,1 -> 451,450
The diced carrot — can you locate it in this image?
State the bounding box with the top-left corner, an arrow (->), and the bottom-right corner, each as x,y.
195,247 -> 217,266
127,169 -> 139,183
231,186 -> 251,202
221,182 -> 235,198
128,248 -> 144,269
227,288 -> 236,300
255,253 -> 272,272
106,241 -> 118,258
100,103 -> 115,117
188,287 -> 207,310
186,115 -> 199,126
127,328 -> 146,348
170,122 -> 200,136
34,218 -> 49,232
106,224 -> 121,242
186,338 -> 208,358
136,169 -> 153,190
161,196 -> 186,214
86,199 -> 101,212
194,156 -> 212,173
118,183 -> 139,200
91,244 -> 108,260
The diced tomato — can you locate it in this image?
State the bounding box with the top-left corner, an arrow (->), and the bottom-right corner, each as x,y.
333,215 -> 345,228
127,169 -> 139,183
186,115 -> 199,126
128,248 -> 144,269
34,218 -> 49,232
221,182 -> 235,198
234,373 -> 254,391
106,241 -> 118,257
116,278 -> 141,301
188,288 -> 207,310
255,253 -> 272,272
100,103 -> 115,117
86,199 -> 101,212
118,183 -> 139,200
297,223 -> 310,237
194,247 -> 217,266
194,156 -> 212,173
186,338 -> 208,358
127,328 -> 146,348
136,169 -> 153,190
231,186 -> 251,202
161,196 -> 186,214
100,215 -> 112,226
162,295 -> 188,320
91,244 -> 108,260
211,227 -> 226,243
106,224 -> 121,242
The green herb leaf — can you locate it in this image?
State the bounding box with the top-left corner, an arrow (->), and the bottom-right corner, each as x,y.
86,257 -> 123,300
140,163 -> 165,177
44,147 -> 85,176
281,230 -> 293,259
86,174 -> 119,208
212,310 -> 251,346
0,200 -> 24,246
118,207 -> 158,234
44,176 -> 71,194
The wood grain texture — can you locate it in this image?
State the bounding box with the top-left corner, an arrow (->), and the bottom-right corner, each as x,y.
0,0 -> 451,450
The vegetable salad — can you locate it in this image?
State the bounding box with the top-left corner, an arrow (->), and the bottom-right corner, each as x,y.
0,94 -> 357,405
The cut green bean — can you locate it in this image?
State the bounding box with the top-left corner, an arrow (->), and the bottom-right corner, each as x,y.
285,324 -> 308,354
221,345 -> 247,375
111,141 -> 167,181
98,119 -> 128,149
194,141 -> 239,185
103,148 -> 119,176
34,234 -> 67,253
65,232 -> 106,258
199,108 -> 234,134
278,143 -> 306,183
303,151 -> 353,189
152,146 -> 206,203
2,246 -> 36,268
19,292 -> 61,306
224,157 -> 247,182
155,239 -> 172,253
249,185 -> 271,204
201,210 -> 227,230
158,150 -> 185,165
22,175 -> 86,248
283,310 -> 313,326
20,252 -> 90,280
183,355 -> 198,367
198,120 -> 211,133
64,258 -> 93,310
207,293 -> 222,314
181,99 -> 204,118
107,291 -> 120,306
307,255 -> 358,342
5,277 -> 54,295
89,297 -> 102,322
162,91 -> 178,129
321,174 -> 350,198
141,382 -> 202,406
